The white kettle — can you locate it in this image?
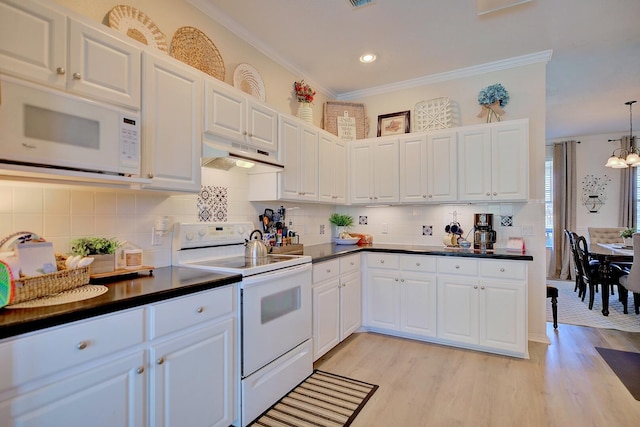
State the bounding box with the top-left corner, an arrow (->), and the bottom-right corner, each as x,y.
245,230 -> 269,259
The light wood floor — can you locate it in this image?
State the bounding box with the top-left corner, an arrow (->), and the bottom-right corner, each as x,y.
314,324 -> 640,427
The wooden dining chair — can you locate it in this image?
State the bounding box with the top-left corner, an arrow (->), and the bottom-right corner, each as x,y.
564,230 -> 585,297
618,233 -> 640,315
575,235 -> 600,309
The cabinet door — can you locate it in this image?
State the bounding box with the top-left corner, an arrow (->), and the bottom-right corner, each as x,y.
300,124 -> 319,201
204,79 -> 245,143
457,126 -> 492,201
373,138 -> 399,203
142,52 -> 202,192
246,99 -> 277,152
333,139 -> 348,204
313,279 -> 340,361
490,121 -> 529,201
0,351 -> 146,426
0,0 -> 66,86
365,270 -> 399,330
318,131 -> 335,203
479,279 -> 526,354
151,318 -> 236,427
340,270 -> 362,339
278,114 -> 301,200
437,275 -> 479,345
68,19 -> 141,109
399,135 -> 427,203
350,141 -> 374,204
401,272 -> 437,338
427,130 -> 458,202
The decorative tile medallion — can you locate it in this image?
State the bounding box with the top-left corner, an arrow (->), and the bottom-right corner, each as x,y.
359,216 -> 368,225
422,225 -> 433,236
500,215 -> 513,227
198,186 -> 228,222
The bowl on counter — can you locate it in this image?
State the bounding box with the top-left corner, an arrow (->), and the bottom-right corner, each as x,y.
333,237 -> 360,245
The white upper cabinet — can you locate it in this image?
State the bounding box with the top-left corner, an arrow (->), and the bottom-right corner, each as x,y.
350,136 -> 399,204
399,130 -> 457,203
0,0 -> 141,109
204,78 -> 277,153
457,119 -> 529,202
278,114 -> 318,201
141,51 -> 202,192
318,133 -> 348,204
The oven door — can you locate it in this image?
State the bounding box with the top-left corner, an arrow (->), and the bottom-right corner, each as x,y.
242,263 -> 311,377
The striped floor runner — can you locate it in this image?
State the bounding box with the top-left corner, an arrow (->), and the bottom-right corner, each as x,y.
249,370 -> 378,427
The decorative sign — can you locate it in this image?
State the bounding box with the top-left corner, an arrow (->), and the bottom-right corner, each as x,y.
581,174 -> 610,213
337,112 -> 356,141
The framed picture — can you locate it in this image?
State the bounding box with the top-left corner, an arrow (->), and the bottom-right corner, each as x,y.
377,111 -> 410,137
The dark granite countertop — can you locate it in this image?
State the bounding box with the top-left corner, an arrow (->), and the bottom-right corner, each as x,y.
0,266 -> 241,340
303,243 -> 534,263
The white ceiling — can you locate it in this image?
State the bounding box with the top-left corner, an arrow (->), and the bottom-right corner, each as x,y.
192,0 -> 640,140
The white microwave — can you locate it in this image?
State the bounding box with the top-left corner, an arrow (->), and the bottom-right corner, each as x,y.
0,75 -> 140,177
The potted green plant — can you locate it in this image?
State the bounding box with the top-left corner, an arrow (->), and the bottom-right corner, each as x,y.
620,228 -> 635,246
329,213 -> 355,239
70,237 -> 121,274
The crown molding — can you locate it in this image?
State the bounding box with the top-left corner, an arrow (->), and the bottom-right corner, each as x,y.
337,50 -> 553,100
186,0 -> 337,98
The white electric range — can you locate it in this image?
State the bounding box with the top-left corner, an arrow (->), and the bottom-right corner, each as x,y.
172,222 -> 313,426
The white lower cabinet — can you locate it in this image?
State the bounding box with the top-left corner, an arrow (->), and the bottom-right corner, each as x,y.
365,253 -> 437,339
312,254 -> 361,360
363,253 -> 528,358
0,285 -> 238,427
436,258 -> 527,357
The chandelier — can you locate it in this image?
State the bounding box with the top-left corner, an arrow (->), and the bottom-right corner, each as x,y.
605,100 -> 638,168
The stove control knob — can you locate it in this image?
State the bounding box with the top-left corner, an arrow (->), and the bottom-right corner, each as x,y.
185,232 -> 194,241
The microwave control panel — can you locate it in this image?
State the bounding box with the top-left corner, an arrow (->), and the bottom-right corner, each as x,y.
119,114 -> 140,174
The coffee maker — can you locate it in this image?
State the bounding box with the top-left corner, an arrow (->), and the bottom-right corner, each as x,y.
473,213 -> 496,252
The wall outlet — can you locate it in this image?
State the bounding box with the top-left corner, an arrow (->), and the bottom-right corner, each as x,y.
151,228 -> 164,246
521,225 -> 534,236
320,224 -> 325,235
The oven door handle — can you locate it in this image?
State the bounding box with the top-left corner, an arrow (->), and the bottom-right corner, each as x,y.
242,263 -> 311,284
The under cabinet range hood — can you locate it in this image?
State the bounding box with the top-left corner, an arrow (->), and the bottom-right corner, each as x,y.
201,141 -> 284,172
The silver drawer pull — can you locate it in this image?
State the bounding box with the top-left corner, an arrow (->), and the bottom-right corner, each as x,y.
196,306 -> 204,313
157,357 -> 165,365
76,341 -> 88,350
136,366 -> 144,374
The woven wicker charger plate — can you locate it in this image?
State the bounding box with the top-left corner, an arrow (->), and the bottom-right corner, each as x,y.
171,26 -> 225,81
6,285 -> 108,309
107,5 -> 168,53
233,63 -> 265,101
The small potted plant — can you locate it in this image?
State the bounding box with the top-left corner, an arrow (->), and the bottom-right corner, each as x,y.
329,213 -> 354,239
70,237 -> 121,274
620,228 -> 635,247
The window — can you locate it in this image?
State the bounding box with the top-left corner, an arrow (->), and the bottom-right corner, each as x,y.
545,159 -> 553,247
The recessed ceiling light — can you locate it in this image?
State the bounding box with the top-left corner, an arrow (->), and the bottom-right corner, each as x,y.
359,53 -> 376,63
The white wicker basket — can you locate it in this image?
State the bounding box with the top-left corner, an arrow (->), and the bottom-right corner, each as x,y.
414,97 -> 452,132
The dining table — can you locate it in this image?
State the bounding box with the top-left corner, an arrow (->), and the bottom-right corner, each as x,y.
590,243 -> 634,316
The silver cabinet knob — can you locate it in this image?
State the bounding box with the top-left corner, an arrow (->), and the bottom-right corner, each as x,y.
374,196 -> 378,200
400,279 -> 404,283
196,306 -> 204,313
473,285 -> 478,289
380,260 -> 384,264
500,268 -> 505,272
72,72 -> 81,80
480,286 -> 486,290
136,366 -> 144,374
428,194 -> 433,198
394,278 -> 399,281
416,262 -> 421,266
147,173 -> 154,178
350,261 -> 355,266
156,357 -> 165,365
422,195 -> 427,198
486,192 -> 491,196
248,133 -> 253,137
77,341 -> 88,350
243,131 -> 248,136
56,67 -> 66,75
327,269 -> 331,273
455,265 -> 460,269
493,192 -> 497,196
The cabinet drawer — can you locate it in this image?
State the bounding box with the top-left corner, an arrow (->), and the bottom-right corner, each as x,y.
480,260 -> 527,280
400,255 -> 436,272
437,257 -> 478,276
313,259 -> 340,283
0,308 -> 144,391
340,254 -> 360,273
367,253 -> 399,269
150,286 -> 235,339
